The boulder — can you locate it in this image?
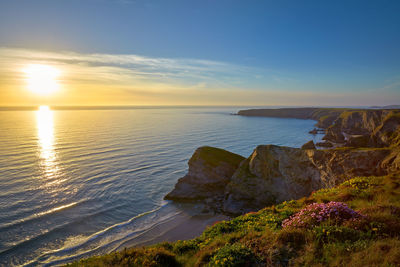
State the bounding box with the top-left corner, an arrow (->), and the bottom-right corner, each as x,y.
309,129 -> 318,135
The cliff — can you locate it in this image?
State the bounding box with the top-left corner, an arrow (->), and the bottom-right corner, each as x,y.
164,145 -> 394,215
164,146 -> 244,210
72,108 -> 400,266
224,145 -> 390,214
239,108 -> 400,148
166,108 -> 400,215
73,174 -> 400,267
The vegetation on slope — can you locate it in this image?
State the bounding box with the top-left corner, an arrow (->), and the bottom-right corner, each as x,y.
190,146 -> 245,168
68,173 -> 400,266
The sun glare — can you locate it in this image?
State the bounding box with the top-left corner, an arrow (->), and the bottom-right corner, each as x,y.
24,64 -> 61,95
36,105 -> 58,178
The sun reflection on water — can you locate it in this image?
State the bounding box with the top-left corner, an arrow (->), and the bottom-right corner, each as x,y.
36,105 -> 59,180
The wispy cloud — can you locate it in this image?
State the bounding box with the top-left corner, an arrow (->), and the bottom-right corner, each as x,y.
0,47 -> 399,106
0,47 -> 285,90
378,79 -> 400,92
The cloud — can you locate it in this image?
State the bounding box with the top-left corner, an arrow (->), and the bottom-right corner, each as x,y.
0,47 -> 284,90
378,80 -> 400,92
0,47 -> 399,106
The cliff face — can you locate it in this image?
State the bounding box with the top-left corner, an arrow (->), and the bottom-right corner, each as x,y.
323,110 -> 400,147
165,144 -> 393,215
239,108 -> 400,148
164,146 -> 244,206
223,145 -> 390,214
165,108 -> 400,216
223,145 -> 322,214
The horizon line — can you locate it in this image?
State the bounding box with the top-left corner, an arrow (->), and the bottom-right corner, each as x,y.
0,104 -> 398,111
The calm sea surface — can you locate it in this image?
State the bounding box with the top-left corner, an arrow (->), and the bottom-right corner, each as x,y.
0,107 -> 323,266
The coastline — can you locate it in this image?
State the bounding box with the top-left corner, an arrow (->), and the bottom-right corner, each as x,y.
57,107 -> 400,265
114,212 -> 229,249
29,203 -> 228,266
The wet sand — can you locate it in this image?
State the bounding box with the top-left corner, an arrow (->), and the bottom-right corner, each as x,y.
113,211 -> 229,250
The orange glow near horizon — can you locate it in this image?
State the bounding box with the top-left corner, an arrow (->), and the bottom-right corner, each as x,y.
23,64 -> 61,95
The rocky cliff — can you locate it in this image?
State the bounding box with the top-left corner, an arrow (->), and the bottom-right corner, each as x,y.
164,146 -> 244,210
239,108 -> 400,148
224,145 -> 390,214
165,108 -> 400,216
323,110 -> 400,147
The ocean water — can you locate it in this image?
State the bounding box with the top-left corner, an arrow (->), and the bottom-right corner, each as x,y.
0,107 -> 323,266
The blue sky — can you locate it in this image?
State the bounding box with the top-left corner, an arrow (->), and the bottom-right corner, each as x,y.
0,0 -> 399,106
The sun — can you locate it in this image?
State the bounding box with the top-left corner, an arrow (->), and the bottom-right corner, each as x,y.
23,64 -> 61,95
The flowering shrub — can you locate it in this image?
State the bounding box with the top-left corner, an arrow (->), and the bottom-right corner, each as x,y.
282,201 -> 364,228
341,176 -> 379,190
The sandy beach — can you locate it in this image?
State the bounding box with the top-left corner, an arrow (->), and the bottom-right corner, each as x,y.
113,210 -> 229,250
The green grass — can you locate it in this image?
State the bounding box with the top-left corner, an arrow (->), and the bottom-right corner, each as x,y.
191,146 -> 245,168
67,174 -> 400,266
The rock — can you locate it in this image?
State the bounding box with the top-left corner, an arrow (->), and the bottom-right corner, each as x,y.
309,128 -> 324,135
316,141 -> 333,148
345,135 -> 371,147
238,108 -> 400,148
322,110 -> 400,147
372,112 -> 400,147
301,140 -> 316,149
223,145 -> 390,215
307,148 -> 390,187
223,145 -> 322,215
309,129 -> 318,135
166,109 -> 400,216
164,146 -> 245,206
381,148 -> 400,173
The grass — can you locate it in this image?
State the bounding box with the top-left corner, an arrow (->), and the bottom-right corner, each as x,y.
191,146 -> 245,168
68,174 -> 400,266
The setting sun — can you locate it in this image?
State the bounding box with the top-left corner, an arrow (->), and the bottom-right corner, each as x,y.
23,64 -> 60,95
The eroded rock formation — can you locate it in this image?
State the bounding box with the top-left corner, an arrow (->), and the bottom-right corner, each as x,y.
223,145 -> 390,214
165,108 -> 400,216
164,146 -> 244,207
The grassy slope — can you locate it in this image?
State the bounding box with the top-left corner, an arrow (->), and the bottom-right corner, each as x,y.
191,146 -> 245,168
68,173 -> 400,267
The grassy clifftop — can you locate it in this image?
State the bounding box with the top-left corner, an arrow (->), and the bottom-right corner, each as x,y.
68,173 -> 400,266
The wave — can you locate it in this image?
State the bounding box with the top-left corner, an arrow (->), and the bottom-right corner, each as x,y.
0,202 -> 81,233
23,203 -> 185,266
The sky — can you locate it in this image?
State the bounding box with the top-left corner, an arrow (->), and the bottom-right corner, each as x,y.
0,0 -> 399,106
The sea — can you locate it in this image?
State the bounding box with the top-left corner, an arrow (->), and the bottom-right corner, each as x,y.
0,106 -> 324,266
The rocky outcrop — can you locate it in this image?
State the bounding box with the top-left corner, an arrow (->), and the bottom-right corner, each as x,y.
223,145 -> 322,214
166,108 -> 400,217
301,140 -> 316,149
309,128 -> 324,135
318,110 -> 400,147
164,146 -> 244,208
223,145 -> 390,214
316,141 -> 334,148
238,108 -> 400,148
381,148 -> 400,173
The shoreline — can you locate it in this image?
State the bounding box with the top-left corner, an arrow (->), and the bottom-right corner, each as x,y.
32,203 -> 229,266
115,212 -> 229,249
